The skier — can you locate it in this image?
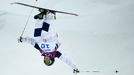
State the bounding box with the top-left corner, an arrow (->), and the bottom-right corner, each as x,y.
18,9 -> 79,74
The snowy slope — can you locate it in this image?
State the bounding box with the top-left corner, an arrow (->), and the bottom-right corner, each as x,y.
0,0 -> 134,75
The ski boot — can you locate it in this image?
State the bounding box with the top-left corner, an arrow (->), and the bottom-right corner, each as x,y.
34,9 -> 48,19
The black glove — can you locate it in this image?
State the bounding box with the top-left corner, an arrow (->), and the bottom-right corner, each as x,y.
73,69 -> 80,74
34,13 -> 44,19
18,37 -> 23,43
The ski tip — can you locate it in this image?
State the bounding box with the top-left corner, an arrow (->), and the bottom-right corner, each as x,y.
72,13 -> 78,16
75,14 -> 79,16
10,3 -> 14,5
10,2 -> 22,5
10,2 -> 18,5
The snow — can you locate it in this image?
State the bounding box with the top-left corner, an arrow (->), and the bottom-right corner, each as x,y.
0,0 -> 134,75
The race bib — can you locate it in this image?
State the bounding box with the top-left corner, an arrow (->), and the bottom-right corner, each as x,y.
38,42 -> 56,52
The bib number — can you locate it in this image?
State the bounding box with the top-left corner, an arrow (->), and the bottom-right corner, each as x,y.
41,44 -> 50,51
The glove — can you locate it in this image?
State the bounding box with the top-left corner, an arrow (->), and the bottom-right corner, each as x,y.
34,13 -> 44,19
73,69 -> 80,74
18,37 -> 23,43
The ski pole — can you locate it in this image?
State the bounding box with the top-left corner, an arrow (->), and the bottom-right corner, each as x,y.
20,0 -> 37,37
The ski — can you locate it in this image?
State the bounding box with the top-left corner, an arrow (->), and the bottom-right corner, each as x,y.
79,70 -> 119,74
80,70 -> 100,73
11,2 -> 78,16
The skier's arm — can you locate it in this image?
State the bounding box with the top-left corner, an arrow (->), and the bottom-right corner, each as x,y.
57,51 -> 78,70
58,52 -> 79,73
18,37 -> 45,55
18,37 -> 36,46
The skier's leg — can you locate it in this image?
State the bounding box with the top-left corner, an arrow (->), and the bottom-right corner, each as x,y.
33,19 -> 43,42
34,10 -> 56,41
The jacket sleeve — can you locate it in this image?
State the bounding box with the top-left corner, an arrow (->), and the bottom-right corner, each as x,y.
58,51 -> 78,70
21,37 -> 36,46
21,37 -> 45,55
